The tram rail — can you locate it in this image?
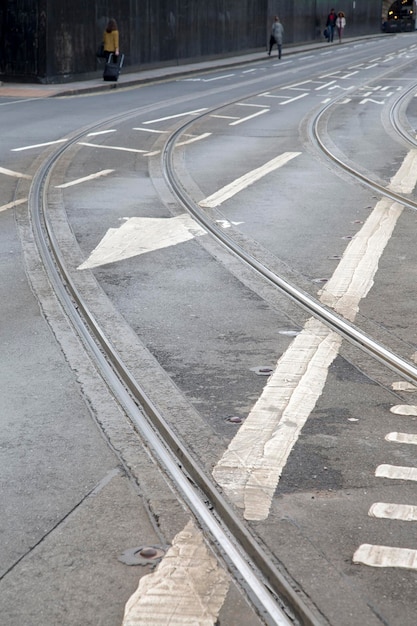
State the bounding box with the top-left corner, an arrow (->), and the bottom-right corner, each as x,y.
25,45 -> 417,625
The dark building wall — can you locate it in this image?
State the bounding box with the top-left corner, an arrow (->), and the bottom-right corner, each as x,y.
267,0 -> 384,40
0,0 -> 383,83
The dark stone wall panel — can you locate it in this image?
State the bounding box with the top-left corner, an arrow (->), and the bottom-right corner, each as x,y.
1,0 -> 39,77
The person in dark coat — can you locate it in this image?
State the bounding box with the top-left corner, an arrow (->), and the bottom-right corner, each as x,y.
326,8 -> 337,42
268,16 -> 284,59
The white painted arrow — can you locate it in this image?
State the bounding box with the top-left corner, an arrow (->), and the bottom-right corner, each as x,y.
77,214 -> 206,270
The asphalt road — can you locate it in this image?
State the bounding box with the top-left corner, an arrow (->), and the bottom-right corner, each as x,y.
2,32 -> 417,626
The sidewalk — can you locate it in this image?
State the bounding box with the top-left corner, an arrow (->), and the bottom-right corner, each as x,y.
0,36 -> 379,99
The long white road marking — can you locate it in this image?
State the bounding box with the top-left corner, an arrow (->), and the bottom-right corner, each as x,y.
55,169 -> 114,188
213,317 -> 342,521
315,80 -> 337,90
78,142 -> 148,154
87,130 -> 116,136
210,114 -> 240,120
369,503 -> 417,521
353,545 -> 417,570
318,197 -> 403,318
202,73 -> 235,82
142,108 -> 208,125
376,464 -> 417,481
132,127 -> 168,133
279,93 -> 308,105
11,138 -> 68,152
122,521 -> 229,626
213,150 -> 417,521
0,166 -> 32,179
176,132 -> 212,146
385,432 -> 417,445
198,152 -> 301,208
229,108 -> 269,126
77,214 -> 206,270
236,102 -> 270,108
0,198 -> 27,213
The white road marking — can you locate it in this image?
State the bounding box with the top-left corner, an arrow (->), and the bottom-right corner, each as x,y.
0,166 -> 32,179
391,381 -> 417,392
386,149 -> 417,193
369,502 -> 417,521
215,219 -> 244,229
87,130 -> 116,136
212,317 -> 342,521
202,73 -> 235,82
77,214 -> 206,270
353,544 -> 417,570
236,102 -> 270,108
279,93 -> 308,105
55,169 -> 114,188
287,80 -> 311,88
213,150 -> 417,521
11,138 -> 68,152
210,114 -> 240,120
176,132 -> 212,146
360,98 -> 384,105
122,521 -> 230,626
132,127 -> 168,133
260,94 -> 295,100
199,152 -> 300,208
318,198 -> 403,318
0,198 -> 27,213
229,108 -> 269,125
315,80 -> 337,90
142,108 -> 207,124
376,464 -> 417,481
385,432 -> 417,445
390,405 -> 417,416
78,142 -> 148,154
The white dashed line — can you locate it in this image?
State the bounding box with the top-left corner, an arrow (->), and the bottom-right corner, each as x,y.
385,432 -> 417,445
353,545 -> 417,570
0,166 -> 32,179
78,142 -> 148,154
55,169 -> 114,188
11,139 -> 68,152
369,502 -> 417,521
0,198 -> 27,213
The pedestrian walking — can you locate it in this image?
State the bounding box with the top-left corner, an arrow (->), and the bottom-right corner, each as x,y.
268,16 -> 284,59
336,11 -> 346,43
326,8 -> 337,42
102,18 -> 119,62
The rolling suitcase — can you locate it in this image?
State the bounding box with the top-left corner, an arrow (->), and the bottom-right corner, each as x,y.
103,53 -> 124,82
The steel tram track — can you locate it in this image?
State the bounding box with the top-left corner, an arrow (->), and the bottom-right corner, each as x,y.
162,81 -> 417,389
28,116 -> 324,626
27,56 -> 417,626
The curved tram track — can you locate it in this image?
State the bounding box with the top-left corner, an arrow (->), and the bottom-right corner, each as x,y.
24,47 -> 417,625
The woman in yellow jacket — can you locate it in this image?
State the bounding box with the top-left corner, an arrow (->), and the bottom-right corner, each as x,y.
103,18 -> 119,62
